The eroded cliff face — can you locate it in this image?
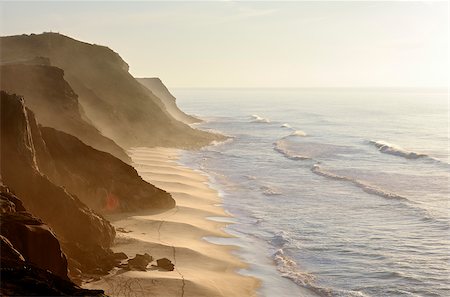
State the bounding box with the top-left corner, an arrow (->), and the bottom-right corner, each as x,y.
1,91 -> 176,281
0,32 -> 223,149
40,126 -> 175,212
0,92 -> 115,279
0,63 -> 130,163
137,77 -> 201,124
0,186 -> 107,297
0,186 -> 68,279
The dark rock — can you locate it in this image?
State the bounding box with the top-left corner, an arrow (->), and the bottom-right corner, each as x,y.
0,235 -> 25,262
1,209 -> 69,279
0,187 -> 105,296
0,186 -> 25,213
156,258 -> 175,271
127,253 -> 153,271
0,92 -> 115,277
0,258 -> 107,297
113,252 -> 128,261
0,188 -> 68,279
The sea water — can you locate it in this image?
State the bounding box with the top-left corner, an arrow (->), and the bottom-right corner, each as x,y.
172,88 -> 449,297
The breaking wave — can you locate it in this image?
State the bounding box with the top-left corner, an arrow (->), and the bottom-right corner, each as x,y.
311,164 -> 409,202
273,249 -> 371,297
368,140 -> 450,167
368,140 -> 428,159
290,130 -> 307,137
251,114 -> 270,123
281,123 -> 292,128
274,140 -> 311,161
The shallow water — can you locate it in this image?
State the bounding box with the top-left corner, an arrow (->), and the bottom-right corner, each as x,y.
173,88 -> 449,297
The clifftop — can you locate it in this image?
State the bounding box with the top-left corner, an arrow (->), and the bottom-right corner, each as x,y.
1,32 -> 222,149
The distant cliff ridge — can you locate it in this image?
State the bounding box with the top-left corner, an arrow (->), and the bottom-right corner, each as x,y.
0,32 -> 223,295
0,63 -> 130,163
137,77 -> 201,124
0,32 -> 223,149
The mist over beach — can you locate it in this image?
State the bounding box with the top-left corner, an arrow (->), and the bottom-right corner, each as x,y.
0,1 -> 448,297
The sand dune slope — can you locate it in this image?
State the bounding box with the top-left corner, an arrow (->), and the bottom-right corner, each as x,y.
84,147 -> 259,297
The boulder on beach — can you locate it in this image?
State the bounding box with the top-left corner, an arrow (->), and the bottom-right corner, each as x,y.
127,253 -> 153,271
156,258 -> 175,271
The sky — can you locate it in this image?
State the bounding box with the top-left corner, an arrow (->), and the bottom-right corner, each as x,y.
0,1 -> 448,88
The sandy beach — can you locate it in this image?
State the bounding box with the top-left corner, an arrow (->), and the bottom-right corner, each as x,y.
84,147 -> 259,297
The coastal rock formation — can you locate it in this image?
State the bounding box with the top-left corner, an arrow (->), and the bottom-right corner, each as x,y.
137,77 -> 201,124
0,258 -> 107,297
0,32 -> 222,149
0,62 -> 130,163
0,186 -> 106,296
0,189 -> 68,279
0,91 -> 115,277
127,253 -> 153,271
156,258 -> 175,271
40,126 -> 175,212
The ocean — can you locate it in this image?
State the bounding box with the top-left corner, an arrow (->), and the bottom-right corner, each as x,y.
172,88 -> 449,297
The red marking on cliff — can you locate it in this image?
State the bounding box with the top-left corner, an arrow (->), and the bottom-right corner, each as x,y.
105,193 -> 120,212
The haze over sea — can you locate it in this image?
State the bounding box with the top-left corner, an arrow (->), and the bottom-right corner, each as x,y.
173,88 -> 449,297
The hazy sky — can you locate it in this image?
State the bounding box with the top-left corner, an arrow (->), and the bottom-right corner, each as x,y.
0,1 -> 448,88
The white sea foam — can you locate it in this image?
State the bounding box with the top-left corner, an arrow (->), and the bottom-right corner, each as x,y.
273,249 -> 371,297
281,123 -> 292,128
290,130 -> 307,137
274,140 -> 311,160
251,114 -> 271,123
208,137 -> 235,148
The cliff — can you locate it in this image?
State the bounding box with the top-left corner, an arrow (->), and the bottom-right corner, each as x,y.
0,32 -> 223,149
137,77 -> 201,124
40,126 -> 175,212
0,186 -> 68,279
1,91 -> 176,280
0,91 -> 115,278
0,62 -> 130,163
0,186 -> 106,296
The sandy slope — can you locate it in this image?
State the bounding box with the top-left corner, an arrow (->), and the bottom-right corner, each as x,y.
83,147 -> 259,297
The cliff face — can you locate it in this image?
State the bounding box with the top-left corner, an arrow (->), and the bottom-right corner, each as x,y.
0,186 -> 68,279
0,186 -> 106,297
0,91 -> 115,278
137,77 -> 201,124
0,32 -> 223,149
0,63 -> 130,163
40,126 -> 175,212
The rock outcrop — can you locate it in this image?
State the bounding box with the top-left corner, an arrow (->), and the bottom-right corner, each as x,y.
0,189 -> 68,279
0,32 -> 223,149
156,258 -> 175,271
137,77 -> 201,124
0,62 -> 130,163
127,253 -> 153,271
0,91 -> 115,278
0,186 -> 106,296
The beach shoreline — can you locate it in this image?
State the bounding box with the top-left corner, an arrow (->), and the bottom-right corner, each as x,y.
83,147 -> 259,297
